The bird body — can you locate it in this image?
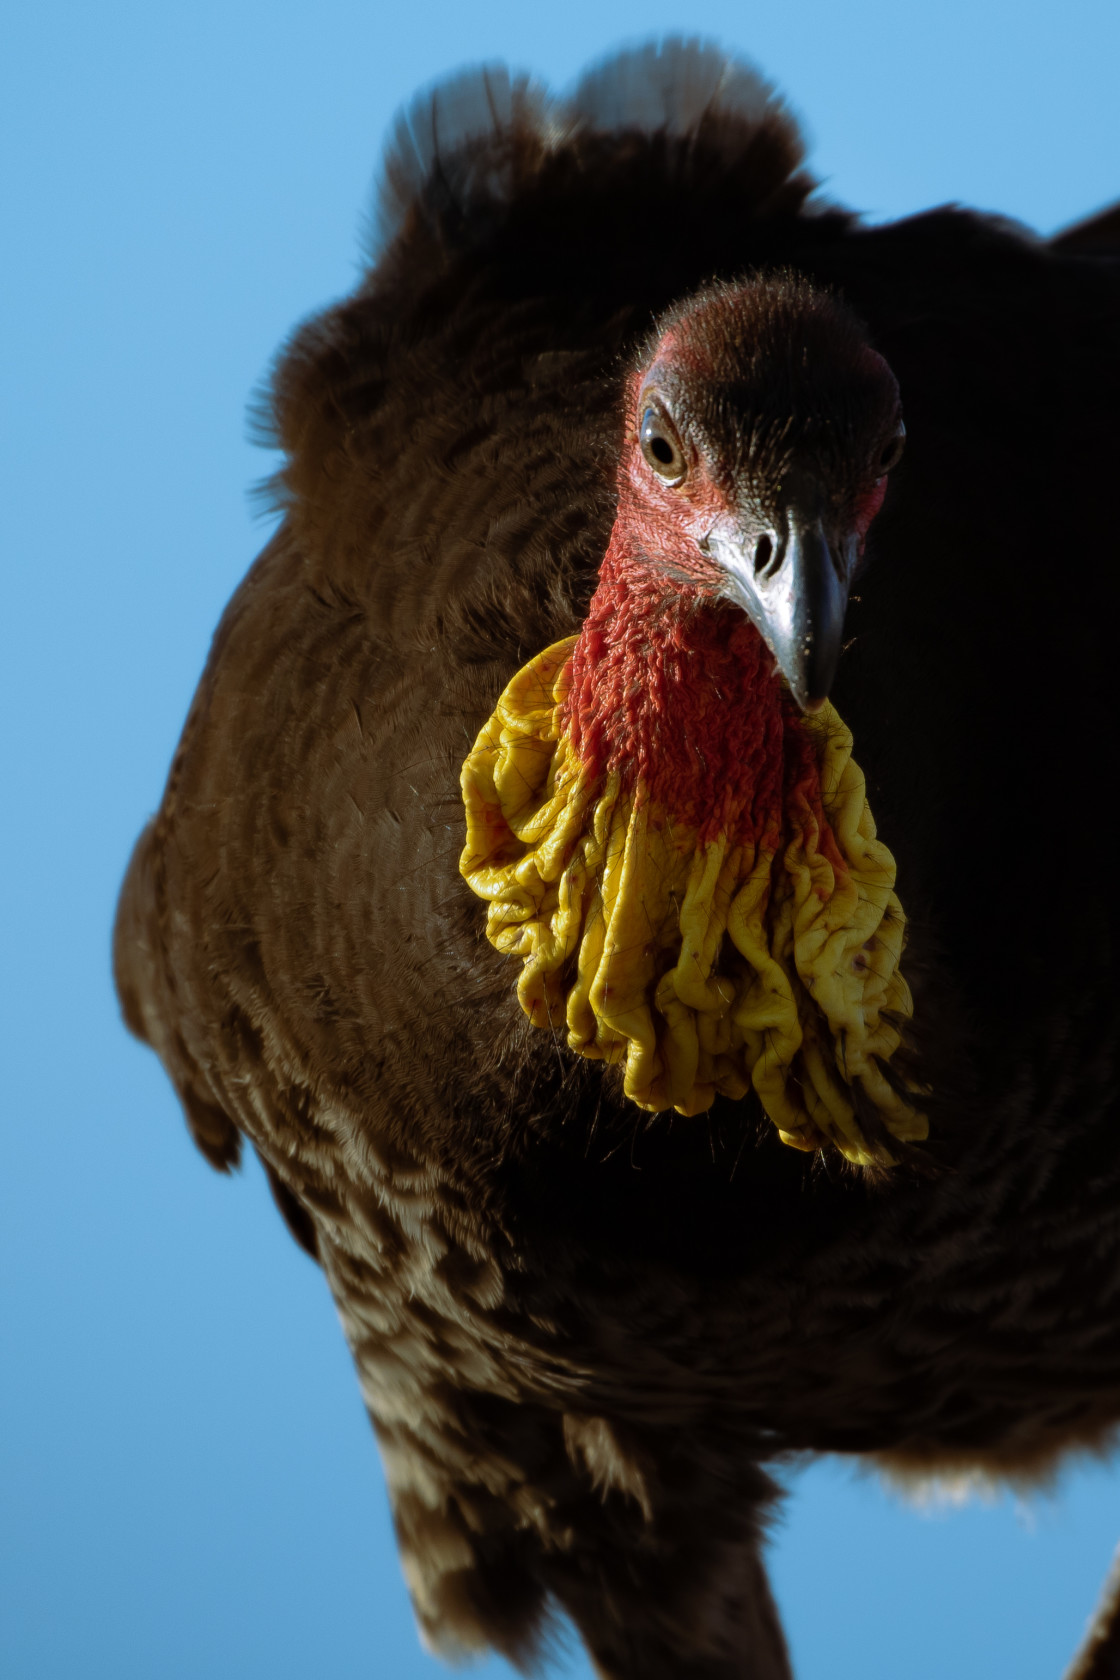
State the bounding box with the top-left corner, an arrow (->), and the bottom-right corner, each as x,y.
115,43 -> 1120,1677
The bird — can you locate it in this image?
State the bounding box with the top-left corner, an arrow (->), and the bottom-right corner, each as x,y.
113,39 -> 1120,1679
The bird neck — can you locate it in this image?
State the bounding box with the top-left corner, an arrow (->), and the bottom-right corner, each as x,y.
562,531 -> 825,848
459,530 -> 922,1159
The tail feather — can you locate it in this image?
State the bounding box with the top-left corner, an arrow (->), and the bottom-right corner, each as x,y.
370,37 -> 805,258
568,37 -> 789,141
371,65 -> 553,255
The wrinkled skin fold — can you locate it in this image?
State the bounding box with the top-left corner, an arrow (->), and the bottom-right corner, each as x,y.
461,637 -> 924,1163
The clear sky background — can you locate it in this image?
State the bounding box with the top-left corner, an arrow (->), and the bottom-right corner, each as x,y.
3,3 -> 1118,1678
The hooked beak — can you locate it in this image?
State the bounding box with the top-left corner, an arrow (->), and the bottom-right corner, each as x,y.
709,480 -> 855,712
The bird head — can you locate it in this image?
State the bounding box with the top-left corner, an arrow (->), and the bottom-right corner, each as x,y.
616,273 -> 905,711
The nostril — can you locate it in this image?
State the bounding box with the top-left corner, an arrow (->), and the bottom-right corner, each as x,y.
753,533 -> 775,577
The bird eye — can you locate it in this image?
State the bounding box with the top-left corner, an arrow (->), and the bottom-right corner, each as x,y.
640,407 -> 685,483
877,424 -> 906,474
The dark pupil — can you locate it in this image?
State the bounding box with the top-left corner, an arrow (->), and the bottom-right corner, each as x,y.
650,434 -> 675,465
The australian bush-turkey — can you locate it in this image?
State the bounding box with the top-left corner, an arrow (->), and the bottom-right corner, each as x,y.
113,40 -> 1120,1679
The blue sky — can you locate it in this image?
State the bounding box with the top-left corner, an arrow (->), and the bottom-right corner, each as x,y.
3,3 -> 1118,1678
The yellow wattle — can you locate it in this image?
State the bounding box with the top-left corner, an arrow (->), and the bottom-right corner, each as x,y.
460,638 -> 926,1167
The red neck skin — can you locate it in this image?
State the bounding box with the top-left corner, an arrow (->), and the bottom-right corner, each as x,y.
564,530 -> 833,853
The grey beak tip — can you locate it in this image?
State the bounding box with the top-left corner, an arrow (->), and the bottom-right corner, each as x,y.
709,499 -> 852,710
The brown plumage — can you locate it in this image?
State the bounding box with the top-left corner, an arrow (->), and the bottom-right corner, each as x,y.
114,41 -> 1120,1679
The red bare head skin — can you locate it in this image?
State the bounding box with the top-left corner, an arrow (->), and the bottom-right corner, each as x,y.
625,272 -> 903,579
563,272 -> 903,841
565,556 -> 844,854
